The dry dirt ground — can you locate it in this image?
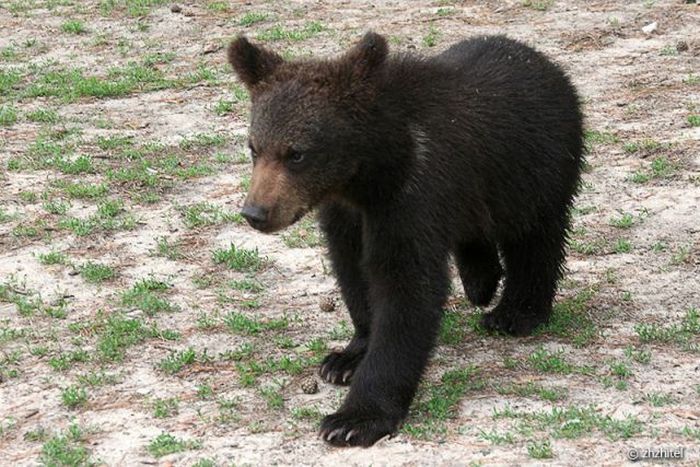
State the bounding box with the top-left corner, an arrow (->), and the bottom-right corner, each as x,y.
1,0 -> 699,465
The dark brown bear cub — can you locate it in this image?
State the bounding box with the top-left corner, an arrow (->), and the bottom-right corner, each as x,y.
227,32 -> 584,447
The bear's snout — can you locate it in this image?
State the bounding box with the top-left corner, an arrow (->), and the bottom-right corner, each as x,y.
240,204 -> 270,231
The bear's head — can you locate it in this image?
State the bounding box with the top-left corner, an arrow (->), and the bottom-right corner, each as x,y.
227,32 -> 389,233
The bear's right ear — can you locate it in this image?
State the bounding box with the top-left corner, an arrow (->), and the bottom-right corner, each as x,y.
343,32 -> 388,80
227,36 -> 283,89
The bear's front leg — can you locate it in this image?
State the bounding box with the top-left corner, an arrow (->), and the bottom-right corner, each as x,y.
320,231 -> 450,447
318,202 -> 371,385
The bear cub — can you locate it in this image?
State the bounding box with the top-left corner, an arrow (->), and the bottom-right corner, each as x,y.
227,32 -> 584,447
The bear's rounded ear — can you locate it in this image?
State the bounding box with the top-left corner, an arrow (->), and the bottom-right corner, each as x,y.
344,31 -> 388,79
227,36 -> 283,89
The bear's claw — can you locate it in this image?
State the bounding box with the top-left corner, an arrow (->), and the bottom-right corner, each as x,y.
320,348 -> 366,386
320,410 -> 398,447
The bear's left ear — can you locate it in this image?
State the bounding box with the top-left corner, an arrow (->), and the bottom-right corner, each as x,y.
343,32 -> 388,80
227,36 -> 283,89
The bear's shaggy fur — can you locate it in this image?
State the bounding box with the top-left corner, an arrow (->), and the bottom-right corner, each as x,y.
227,32 -> 584,447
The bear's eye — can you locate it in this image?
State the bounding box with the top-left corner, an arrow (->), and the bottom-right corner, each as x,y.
288,150 -> 304,164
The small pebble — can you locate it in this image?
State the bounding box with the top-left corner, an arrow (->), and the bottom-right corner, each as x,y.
676,40 -> 688,52
301,377 -> 319,394
642,21 -> 657,34
170,4 -> 182,13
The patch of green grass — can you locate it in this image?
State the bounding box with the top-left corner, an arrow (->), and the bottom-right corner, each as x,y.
24,62 -> 171,102
568,228 -> 606,255
61,385 -> 88,408
623,138 -> 662,155
239,11 -> 268,26
96,134 -> 133,150
0,105 -> 18,126
154,236 -> 182,260
584,129 -> 618,150
659,44 -> 678,56
403,366 -> 483,438
77,371 -> 118,387
436,7 -> 456,16
61,20 -> 88,34
213,244 -> 263,271
439,306 -> 475,345
291,405 -> 323,421
38,251 -> 67,265
528,347 -> 571,373
670,244 -> 692,266
0,207 -> 13,223
478,428 -> 515,445
609,212 -> 635,229
0,68 -> 22,96
180,202 -> 242,228
196,383 -> 213,399
214,98 -> 235,115
256,21 -> 325,42
153,397 -> 179,418
422,24 -> 440,47
528,347 -> 592,375
147,433 -> 200,458
26,108 -> 59,123
522,0 -> 554,10
40,426 -> 91,467
630,156 -> 678,183
223,311 -> 288,335
159,347 -> 197,374
495,382 -> 568,402
537,287 -> 598,346
682,425 -> 700,440
58,200 -> 134,237
493,404 -> 642,440
236,355 -> 310,385
643,391 -> 674,407
49,350 -> 90,371
634,308 -> 699,350
528,439 -> 554,459
179,132 -> 227,150
687,114 -> 700,127
260,383 -> 284,410
95,314 -> 147,361
207,1 -> 229,12
281,216 -> 322,248
81,262 -> 115,283
624,345 -> 651,364
613,238 -> 632,253
228,278 -> 264,293
192,459 -> 216,467
608,361 -> 632,379
62,182 -> 108,199
57,155 -> 94,174
121,277 -> 173,315
1,45 -> 17,61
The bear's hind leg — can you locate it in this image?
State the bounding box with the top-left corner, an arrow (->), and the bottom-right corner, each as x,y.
455,240 -> 503,306
481,227 -> 566,336
318,202 -> 371,385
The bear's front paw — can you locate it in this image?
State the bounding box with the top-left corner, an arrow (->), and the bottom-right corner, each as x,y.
320,347 -> 366,385
481,306 -> 547,337
320,409 -> 399,447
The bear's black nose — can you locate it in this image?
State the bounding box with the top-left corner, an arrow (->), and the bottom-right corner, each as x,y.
241,205 -> 269,230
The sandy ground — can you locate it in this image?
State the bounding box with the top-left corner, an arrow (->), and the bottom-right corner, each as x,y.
0,0 -> 699,466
